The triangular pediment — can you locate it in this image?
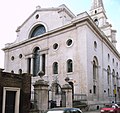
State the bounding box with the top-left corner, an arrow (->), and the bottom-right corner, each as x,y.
16,4 -> 75,32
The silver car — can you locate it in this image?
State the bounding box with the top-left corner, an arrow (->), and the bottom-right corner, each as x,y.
45,108 -> 83,113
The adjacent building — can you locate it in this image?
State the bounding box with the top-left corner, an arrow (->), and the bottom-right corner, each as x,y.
0,69 -> 31,113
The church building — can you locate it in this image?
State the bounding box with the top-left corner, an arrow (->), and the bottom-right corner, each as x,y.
3,0 -> 120,110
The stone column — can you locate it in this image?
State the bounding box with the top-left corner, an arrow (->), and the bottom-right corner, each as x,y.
34,79 -> 49,113
39,54 -> 43,73
62,83 -> 72,107
31,57 -> 34,75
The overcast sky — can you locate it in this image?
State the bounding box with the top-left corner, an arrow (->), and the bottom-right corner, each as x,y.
0,0 -> 120,68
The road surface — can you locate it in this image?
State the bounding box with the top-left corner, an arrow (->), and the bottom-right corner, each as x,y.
84,110 -> 100,113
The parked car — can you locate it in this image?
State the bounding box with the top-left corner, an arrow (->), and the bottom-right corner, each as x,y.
44,108 -> 83,113
101,104 -> 120,113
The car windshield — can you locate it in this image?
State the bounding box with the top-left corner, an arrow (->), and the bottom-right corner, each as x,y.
105,104 -> 119,108
47,111 -> 64,113
105,105 -> 112,108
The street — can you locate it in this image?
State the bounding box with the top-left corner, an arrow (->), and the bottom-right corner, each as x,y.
84,110 -> 100,113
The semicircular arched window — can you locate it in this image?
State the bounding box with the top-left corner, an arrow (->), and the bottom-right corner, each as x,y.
30,24 -> 46,38
67,59 -> 73,73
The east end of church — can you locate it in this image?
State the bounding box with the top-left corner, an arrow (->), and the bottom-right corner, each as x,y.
2,0 -> 120,111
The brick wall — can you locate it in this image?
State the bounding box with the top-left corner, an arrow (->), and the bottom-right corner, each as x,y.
0,68 -> 31,113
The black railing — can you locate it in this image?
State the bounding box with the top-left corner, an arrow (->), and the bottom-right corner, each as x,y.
30,91 -> 38,109
73,94 -> 87,101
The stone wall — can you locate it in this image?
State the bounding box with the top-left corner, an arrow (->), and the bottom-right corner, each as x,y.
0,68 -> 31,113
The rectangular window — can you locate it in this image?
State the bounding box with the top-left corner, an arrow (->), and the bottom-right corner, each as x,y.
27,58 -> 31,74
53,62 -> 58,74
108,89 -> 110,96
93,85 -> 96,94
42,54 -> 45,74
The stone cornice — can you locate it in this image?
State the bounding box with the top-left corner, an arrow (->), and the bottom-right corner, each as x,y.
3,12 -> 120,59
86,15 -> 120,59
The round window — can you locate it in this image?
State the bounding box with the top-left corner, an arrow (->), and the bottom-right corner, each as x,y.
35,14 -> 39,19
53,43 -> 58,50
66,39 -> 73,46
19,54 -> 22,58
11,56 -> 14,61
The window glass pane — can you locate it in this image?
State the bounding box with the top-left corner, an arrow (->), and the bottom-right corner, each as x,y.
5,91 -> 16,113
42,54 -> 45,74
93,85 -> 96,94
33,47 -> 40,76
53,62 -> 58,74
93,61 -> 97,80
31,25 -> 46,38
67,59 -> 73,72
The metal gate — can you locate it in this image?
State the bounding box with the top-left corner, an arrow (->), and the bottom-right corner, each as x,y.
48,83 -> 66,108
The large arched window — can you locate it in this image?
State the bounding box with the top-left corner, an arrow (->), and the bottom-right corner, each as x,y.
53,62 -> 58,74
30,24 -> 46,38
107,66 -> 111,85
93,56 -> 98,95
116,72 -> 119,87
112,69 -> 115,86
33,47 -> 40,76
93,57 -> 98,80
67,59 -> 73,73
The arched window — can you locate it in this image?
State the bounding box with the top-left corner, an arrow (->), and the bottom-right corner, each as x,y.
68,82 -> 74,99
93,61 -> 97,80
108,88 -> 110,96
94,18 -> 99,25
53,62 -> 58,74
11,70 -> 14,74
51,83 -> 62,96
107,66 -> 111,85
116,72 -> 119,86
93,85 -> 96,94
94,41 -> 97,49
112,69 -> 115,86
108,53 -> 110,61
18,69 -> 22,74
30,24 -> 46,38
93,57 -> 98,95
93,57 -> 98,80
33,47 -> 40,76
67,59 -> 73,73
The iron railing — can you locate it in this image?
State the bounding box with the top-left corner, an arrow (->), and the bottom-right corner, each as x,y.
73,94 -> 87,101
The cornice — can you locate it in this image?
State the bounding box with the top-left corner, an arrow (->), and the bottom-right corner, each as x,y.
86,15 -> 120,59
3,12 -> 120,59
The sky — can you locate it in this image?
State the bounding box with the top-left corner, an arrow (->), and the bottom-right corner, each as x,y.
0,0 -> 120,68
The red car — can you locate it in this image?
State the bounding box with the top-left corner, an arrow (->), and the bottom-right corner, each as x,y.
101,104 -> 120,113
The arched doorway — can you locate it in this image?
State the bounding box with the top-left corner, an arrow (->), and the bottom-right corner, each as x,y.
68,81 -> 74,100
48,83 -> 64,108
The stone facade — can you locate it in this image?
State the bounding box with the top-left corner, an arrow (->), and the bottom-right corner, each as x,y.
2,0 -> 120,110
0,69 -> 31,113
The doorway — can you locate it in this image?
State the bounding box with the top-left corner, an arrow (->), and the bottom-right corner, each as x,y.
5,91 -> 16,113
